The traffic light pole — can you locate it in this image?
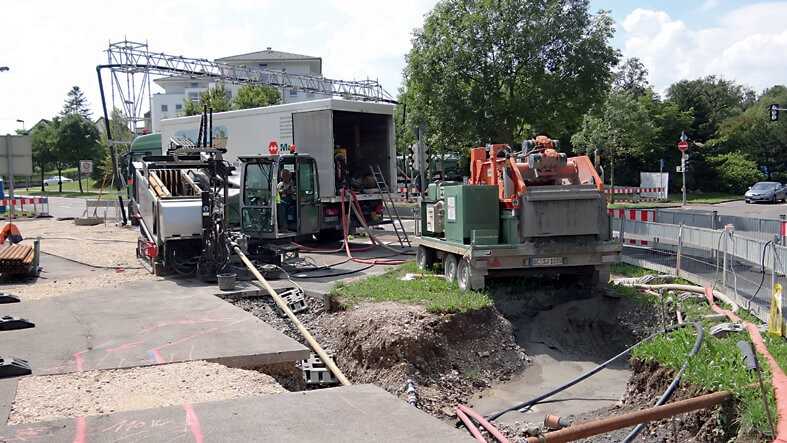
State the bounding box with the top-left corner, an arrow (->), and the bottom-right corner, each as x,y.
416,125 -> 426,195
682,152 -> 687,207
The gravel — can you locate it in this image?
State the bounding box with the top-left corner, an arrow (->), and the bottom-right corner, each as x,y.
9,361 -> 285,425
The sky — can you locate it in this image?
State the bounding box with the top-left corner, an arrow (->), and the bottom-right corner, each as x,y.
2,0 -> 787,134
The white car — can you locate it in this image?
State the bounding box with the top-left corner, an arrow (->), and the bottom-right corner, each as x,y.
43,176 -> 73,186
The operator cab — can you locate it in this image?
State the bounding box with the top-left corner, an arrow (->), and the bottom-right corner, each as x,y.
239,154 -> 320,239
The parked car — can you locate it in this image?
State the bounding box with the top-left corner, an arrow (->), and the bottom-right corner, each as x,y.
43,176 -> 73,186
744,181 -> 786,204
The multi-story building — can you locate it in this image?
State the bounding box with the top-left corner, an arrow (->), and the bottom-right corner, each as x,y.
150,48 -> 323,132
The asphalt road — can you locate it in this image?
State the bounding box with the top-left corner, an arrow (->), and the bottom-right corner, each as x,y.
679,199 -> 787,219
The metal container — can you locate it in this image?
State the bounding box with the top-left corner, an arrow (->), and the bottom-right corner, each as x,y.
443,185 -> 499,244
217,273 -> 237,291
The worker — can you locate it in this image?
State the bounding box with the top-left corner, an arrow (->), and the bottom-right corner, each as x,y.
276,168 -> 296,232
0,223 -> 22,245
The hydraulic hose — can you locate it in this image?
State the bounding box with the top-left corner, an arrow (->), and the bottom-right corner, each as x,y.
622,321 -> 704,442
485,321 -> 704,422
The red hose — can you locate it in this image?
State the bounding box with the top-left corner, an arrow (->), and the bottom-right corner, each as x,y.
456,405 -> 510,443
339,188 -> 406,266
704,287 -> 787,442
455,407 -> 486,442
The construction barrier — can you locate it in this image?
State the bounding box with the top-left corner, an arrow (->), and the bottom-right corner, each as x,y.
0,197 -> 50,218
605,187 -> 665,202
608,208 -> 655,246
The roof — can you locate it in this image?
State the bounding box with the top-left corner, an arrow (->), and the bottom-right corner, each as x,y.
130,133 -> 162,153
216,48 -> 320,63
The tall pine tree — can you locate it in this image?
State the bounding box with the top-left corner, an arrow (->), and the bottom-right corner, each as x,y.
61,86 -> 92,119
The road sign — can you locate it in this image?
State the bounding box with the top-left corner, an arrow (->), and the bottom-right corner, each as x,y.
676,166 -> 684,173
0,135 -> 33,176
678,140 -> 689,152
771,104 -> 781,122
680,131 -> 688,142
79,160 -> 94,175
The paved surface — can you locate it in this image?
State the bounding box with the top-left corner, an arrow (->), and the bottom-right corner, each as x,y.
0,384 -> 472,442
0,279 -> 309,378
0,380 -> 16,425
682,200 -> 787,219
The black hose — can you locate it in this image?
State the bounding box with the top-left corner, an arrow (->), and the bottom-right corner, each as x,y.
622,321 -> 704,442
485,322 -> 704,422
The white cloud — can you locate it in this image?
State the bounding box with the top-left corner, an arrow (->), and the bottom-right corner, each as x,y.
0,0 -> 436,134
700,0 -> 720,12
620,2 -> 787,95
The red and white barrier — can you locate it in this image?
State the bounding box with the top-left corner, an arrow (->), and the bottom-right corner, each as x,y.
605,187 -> 665,202
608,208 -> 655,245
0,196 -> 50,218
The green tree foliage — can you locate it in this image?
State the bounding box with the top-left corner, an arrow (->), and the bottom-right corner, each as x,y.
401,0 -> 619,150
30,119 -> 58,192
232,85 -> 281,110
613,58 -> 649,97
61,86 -> 92,119
55,114 -> 101,193
666,76 -> 755,142
706,152 -> 765,194
183,83 -> 232,116
94,108 -> 133,184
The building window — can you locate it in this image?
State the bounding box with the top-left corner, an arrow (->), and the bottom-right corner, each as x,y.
258,63 -> 268,68
161,104 -> 168,112
188,92 -> 200,101
175,104 -> 182,111
190,82 -> 199,88
289,89 -> 298,97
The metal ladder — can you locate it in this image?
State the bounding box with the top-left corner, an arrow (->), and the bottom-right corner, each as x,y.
369,165 -> 411,247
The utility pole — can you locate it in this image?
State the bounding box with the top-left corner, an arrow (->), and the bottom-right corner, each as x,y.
678,131 -> 689,207
416,124 -> 426,196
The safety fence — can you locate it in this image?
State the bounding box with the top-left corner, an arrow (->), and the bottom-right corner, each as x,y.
0,196 -> 50,218
612,213 -> 787,323
652,207 -> 785,243
605,186 -> 666,202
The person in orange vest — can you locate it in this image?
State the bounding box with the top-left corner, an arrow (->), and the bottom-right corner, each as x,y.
0,223 -> 23,245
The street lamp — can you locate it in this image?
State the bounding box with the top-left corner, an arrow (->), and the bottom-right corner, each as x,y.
0,67 -> 9,72
15,119 -> 24,131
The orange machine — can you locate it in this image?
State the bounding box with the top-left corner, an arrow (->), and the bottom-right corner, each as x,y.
469,136 -> 604,207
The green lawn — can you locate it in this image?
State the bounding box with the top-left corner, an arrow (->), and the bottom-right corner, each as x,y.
21,180 -> 121,198
330,262 -> 493,313
612,264 -> 786,439
608,192 -> 741,209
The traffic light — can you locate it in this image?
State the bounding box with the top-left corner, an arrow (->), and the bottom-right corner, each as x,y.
770,104 -> 780,122
407,145 -> 415,171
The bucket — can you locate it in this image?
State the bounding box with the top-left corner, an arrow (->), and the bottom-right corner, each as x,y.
217,273 -> 237,291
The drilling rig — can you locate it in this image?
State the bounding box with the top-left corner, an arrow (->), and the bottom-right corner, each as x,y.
416,136 -> 620,291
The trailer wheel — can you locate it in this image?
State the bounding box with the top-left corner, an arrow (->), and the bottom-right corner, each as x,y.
457,258 -> 484,292
444,254 -> 459,282
416,245 -> 435,270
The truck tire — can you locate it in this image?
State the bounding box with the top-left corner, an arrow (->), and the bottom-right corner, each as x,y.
444,254 -> 459,282
416,245 -> 435,270
457,258 -> 484,292
317,229 -> 344,243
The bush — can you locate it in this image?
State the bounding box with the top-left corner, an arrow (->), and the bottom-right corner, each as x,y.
707,152 -> 765,194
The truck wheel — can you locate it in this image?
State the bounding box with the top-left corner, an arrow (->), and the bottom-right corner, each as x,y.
457,258 -> 485,292
444,254 -> 459,282
318,229 -> 344,243
416,245 -> 435,271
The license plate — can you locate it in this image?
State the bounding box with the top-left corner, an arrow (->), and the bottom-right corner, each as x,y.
530,257 -> 564,266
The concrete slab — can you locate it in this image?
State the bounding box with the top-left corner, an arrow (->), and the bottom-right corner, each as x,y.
0,384 -> 472,442
0,279 -> 309,377
0,379 -> 17,424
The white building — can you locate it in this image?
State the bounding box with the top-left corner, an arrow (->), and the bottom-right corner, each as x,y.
150,48 -> 323,132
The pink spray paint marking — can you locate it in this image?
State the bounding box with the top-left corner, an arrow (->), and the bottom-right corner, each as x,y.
183,404 -> 204,443
73,416 -> 87,443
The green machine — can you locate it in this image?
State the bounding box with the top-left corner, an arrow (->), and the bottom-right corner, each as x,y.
442,185 -> 499,244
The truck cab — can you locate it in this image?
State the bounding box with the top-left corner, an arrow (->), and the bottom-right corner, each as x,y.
239,154 -> 320,239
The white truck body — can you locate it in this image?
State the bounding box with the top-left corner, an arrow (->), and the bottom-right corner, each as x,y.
159,98 -> 397,203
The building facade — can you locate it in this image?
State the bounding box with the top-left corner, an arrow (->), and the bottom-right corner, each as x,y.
150,48 -> 323,132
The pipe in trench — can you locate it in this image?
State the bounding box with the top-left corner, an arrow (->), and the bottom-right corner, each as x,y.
525,390 -> 731,443
231,244 -> 351,386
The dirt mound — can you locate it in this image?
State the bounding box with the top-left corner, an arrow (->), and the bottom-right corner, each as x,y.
317,302 -> 526,414
577,359 -> 738,442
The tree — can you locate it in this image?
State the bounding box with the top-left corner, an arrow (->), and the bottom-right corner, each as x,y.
613,58 -> 649,96
666,76 -> 754,142
706,152 -> 765,194
54,114 -> 101,193
30,119 -> 58,192
61,86 -> 92,119
402,0 -> 619,151
95,108 -> 133,184
183,83 -> 232,116
233,85 -> 281,110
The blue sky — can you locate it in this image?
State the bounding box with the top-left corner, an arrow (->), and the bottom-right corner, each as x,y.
2,0 -> 787,134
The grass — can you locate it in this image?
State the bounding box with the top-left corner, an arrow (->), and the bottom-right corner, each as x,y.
614,263 -> 786,438
22,180 -> 121,198
330,262 -> 493,314
608,192 -> 741,209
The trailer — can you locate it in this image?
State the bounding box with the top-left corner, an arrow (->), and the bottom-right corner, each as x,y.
159,99 -> 397,237
415,138 -> 621,291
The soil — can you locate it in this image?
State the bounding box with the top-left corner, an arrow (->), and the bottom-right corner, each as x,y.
9,361 -> 284,425
222,291 -> 526,416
